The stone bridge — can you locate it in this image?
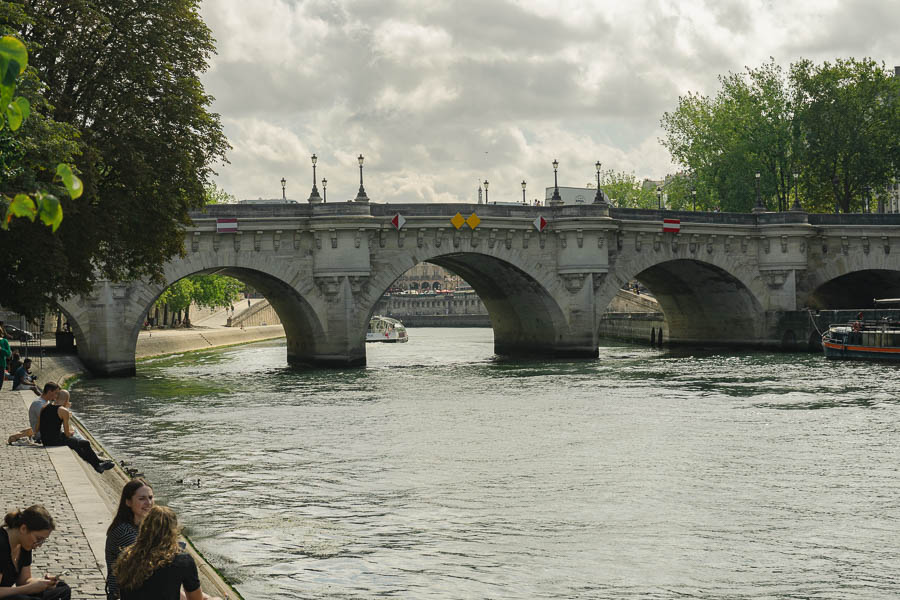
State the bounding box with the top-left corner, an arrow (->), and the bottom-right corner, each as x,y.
60,202 -> 900,375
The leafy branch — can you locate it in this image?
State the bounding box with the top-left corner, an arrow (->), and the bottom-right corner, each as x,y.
0,35 -> 81,231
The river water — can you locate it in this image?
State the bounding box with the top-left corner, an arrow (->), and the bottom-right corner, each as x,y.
73,328 -> 900,599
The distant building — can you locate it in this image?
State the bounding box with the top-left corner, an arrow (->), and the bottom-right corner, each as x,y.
391,264 -> 464,292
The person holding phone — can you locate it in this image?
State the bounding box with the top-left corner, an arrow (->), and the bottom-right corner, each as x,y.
0,504 -> 71,599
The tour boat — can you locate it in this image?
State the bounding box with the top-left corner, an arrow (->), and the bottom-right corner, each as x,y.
821,299 -> 900,361
366,316 -> 408,343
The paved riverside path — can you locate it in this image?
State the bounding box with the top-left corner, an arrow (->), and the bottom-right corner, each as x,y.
0,388 -> 108,599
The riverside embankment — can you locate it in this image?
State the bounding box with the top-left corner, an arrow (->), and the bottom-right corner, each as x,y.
4,324 -> 285,600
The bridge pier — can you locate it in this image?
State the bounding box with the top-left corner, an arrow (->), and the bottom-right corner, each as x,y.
61,280 -> 142,377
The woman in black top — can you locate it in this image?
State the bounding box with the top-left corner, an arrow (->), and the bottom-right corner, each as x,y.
36,393 -> 113,474
114,506 -> 221,600
0,505 -> 71,599
104,479 -> 154,600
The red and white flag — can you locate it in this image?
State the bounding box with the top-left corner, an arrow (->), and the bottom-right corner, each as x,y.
216,218 -> 238,233
662,218 -> 681,233
533,215 -> 548,232
391,213 -> 406,230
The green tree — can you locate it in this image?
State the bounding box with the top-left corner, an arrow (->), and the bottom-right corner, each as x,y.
154,274 -> 244,326
661,57 -> 900,214
661,59 -> 798,212
204,182 -> 235,205
0,0 -> 229,317
792,58 -> 900,213
599,169 -> 657,208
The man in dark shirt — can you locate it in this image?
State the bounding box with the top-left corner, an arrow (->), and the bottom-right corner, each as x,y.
36,390 -> 114,474
12,358 -> 40,396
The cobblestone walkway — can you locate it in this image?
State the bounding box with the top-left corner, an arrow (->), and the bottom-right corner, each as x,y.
0,390 -> 107,599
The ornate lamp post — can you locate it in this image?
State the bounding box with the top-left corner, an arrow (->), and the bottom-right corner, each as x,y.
483,180 -> 489,204
355,154 -> 369,202
521,180 -> 526,204
864,184 -> 871,213
550,159 -> 562,205
307,154 -> 322,203
322,178 -> 327,203
593,161 -> 605,204
752,172 -> 765,214
692,188 -> 696,211
656,185 -> 661,210
281,177 -> 286,201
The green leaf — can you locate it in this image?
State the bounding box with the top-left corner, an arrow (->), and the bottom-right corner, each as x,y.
2,193 -> 36,229
6,98 -> 22,130
13,96 -> 28,121
56,163 -> 83,199
36,194 -> 62,232
0,36 -> 27,77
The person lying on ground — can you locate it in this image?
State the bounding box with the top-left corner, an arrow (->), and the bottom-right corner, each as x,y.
12,359 -> 40,396
36,390 -> 114,474
7,383 -> 60,446
105,479 -> 154,600
0,504 -> 72,599
115,506 -> 222,600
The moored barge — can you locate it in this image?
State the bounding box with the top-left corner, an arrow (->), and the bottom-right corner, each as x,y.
821,299 -> 900,361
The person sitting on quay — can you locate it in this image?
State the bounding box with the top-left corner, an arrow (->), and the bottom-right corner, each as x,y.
36,389 -> 115,474
12,358 -> 41,396
7,352 -> 22,382
0,504 -> 72,599
7,382 -> 60,446
105,479 -> 154,600
0,326 -> 10,391
115,506 -> 222,600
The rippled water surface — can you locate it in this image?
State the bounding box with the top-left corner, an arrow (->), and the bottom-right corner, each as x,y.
73,329 -> 900,599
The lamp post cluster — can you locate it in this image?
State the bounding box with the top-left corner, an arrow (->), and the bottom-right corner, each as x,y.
479,159 -> 610,207
287,154 -> 372,204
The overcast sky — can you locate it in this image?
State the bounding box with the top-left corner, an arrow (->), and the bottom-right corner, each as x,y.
200,0 -> 900,204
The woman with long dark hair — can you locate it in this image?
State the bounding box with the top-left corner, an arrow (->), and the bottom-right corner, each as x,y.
114,506 -> 221,600
104,480 -> 153,600
0,505 -> 71,599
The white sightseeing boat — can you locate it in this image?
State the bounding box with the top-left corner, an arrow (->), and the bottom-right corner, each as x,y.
366,316 -> 408,343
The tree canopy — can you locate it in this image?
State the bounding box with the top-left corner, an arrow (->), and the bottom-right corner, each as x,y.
156,274 -> 245,316
661,57 -> 900,213
0,0 -> 228,317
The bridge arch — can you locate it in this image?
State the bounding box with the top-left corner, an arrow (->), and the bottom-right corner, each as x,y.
597,251 -> 768,345
59,252 -> 327,376
363,249 -> 580,357
802,267 -> 900,309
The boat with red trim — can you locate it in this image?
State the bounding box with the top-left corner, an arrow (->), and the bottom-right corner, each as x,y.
821,299 -> 900,361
